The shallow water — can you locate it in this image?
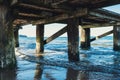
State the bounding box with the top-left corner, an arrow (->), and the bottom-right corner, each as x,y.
1,36 -> 120,80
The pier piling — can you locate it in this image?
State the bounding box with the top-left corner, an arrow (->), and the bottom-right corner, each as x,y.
0,4 -> 16,69
113,25 -> 120,51
80,27 -> 90,49
67,18 -> 80,61
36,24 -> 44,54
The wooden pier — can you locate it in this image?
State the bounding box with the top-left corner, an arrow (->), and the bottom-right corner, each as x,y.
0,0 -> 120,69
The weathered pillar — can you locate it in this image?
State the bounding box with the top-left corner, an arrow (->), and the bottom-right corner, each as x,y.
67,18 -> 79,62
0,5 -> 16,69
113,25 -> 120,51
36,24 -> 44,54
80,27 -> 90,49
14,26 -> 20,47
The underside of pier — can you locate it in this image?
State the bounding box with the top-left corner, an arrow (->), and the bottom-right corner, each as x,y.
0,0 -> 120,68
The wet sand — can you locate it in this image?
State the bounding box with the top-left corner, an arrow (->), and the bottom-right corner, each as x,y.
1,48 -> 120,80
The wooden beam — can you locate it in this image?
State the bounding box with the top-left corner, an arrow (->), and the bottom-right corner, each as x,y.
93,9 -> 120,18
90,0 -> 120,9
18,13 -> 42,18
15,6 -> 53,18
44,26 -> 67,44
33,8 -> 88,25
67,18 -> 79,62
80,27 -> 91,49
91,30 -> 113,42
18,3 -> 68,13
89,11 -> 120,21
52,0 -> 68,6
73,0 -> 120,9
17,15 -> 43,21
13,19 -> 30,26
82,23 -> 117,28
36,24 -> 44,54
19,0 -> 52,5
19,0 -> 69,10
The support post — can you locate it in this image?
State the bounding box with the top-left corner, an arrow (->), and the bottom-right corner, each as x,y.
80,27 -> 90,49
113,25 -> 120,51
36,24 -> 44,54
67,18 -> 79,62
14,26 -> 20,47
0,5 -> 16,69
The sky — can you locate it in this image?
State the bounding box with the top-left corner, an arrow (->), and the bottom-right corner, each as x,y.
19,4 -> 120,37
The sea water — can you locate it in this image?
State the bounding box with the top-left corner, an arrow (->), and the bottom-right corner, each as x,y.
1,36 -> 120,80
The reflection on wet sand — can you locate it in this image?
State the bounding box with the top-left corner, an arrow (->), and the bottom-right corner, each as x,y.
13,48 -> 120,80
34,54 -> 44,80
34,64 -> 43,80
0,69 -> 16,80
112,53 -> 120,78
33,63 -> 89,80
66,68 -> 89,80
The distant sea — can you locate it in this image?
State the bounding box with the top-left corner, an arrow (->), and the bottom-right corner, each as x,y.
1,35 -> 120,80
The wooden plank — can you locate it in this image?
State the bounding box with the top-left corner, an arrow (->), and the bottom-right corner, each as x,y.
93,9 -> 120,18
113,26 -> 120,51
90,30 -> 113,42
52,0 -> 68,6
90,0 -> 120,9
17,15 -> 43,21
36,24 -> 44,54
89,11 -> 120,21
44,26 -> 67,44
33,8 -> 87,25
16,6 -> 53,18
19,0 -> 120,9
18,13 -> 42,18
80,28 -> 90,49
82,23 -> 117,28
67,18 -> 79,62
18,3 -> 68,13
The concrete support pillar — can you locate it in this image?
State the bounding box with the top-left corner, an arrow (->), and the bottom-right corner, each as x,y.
113,25 -> 120,51
67,18 -> 79,62
80,28 -> 90,49
36,24 -> 44,54
14,27 -> 19,47
0,5 -> 16,69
